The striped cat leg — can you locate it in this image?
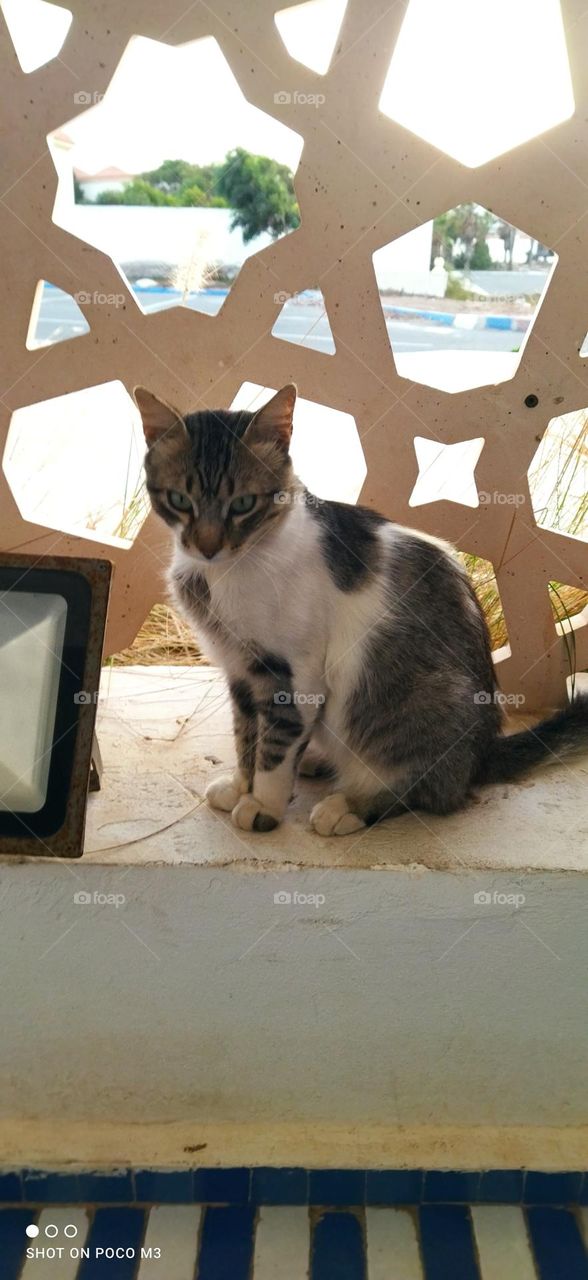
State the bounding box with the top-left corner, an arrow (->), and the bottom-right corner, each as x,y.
232,658 -> 324,832
205,677 -> 257,812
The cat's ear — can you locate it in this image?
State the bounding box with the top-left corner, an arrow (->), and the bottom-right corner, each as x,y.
244,384 -> 297,453
133,386 -> 186,447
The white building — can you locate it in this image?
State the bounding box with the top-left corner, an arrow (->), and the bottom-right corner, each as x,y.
74,165 -> 133,200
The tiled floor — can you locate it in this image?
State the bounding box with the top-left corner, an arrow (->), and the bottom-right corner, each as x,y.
5,1201 -> 588,1277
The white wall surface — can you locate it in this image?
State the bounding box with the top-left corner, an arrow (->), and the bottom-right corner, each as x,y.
53,204 -> 274,271
0,862 -> 586,1167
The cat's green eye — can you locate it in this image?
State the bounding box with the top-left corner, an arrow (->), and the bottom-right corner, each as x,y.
230,494 -> 256,516
167,489 -> 192,513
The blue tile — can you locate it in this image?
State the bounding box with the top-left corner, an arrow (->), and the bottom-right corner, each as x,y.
424,1171 -> 481,1203
309,1170 -> 366,1205
477,1170 -> 524,1203
77,1171 -> 134,1203
524,1171 -> 583,1205
0,1172 -> 23,1202
526,1207 -> 588,1279
366,1170 -> 424,1205
198,1205 -> 255,1280
419,1206 -> 480,1280
0,1208 -> 34,1278
23,1171 -> 81,1202
134,1169 -> 194,1203
77,1208 -> 145,1279
193,1167 -> 250,1204
579,1174 -> 588,1205
311,1210 -> 366,1279
250,1167 -> 308,1205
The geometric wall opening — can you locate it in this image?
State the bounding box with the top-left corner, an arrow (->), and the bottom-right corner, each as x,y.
3,382 -> 148,549
528,406 -> 588,543
409,436 -> 485,508
0,0 -> 72,73
49,35 -> 303,317
271,289 -> 335,354
274,0 -> 348,75
374,204 -> 557,394
26,280 -> 90,349
230,382 -> 366,504
379,0 -> 574,168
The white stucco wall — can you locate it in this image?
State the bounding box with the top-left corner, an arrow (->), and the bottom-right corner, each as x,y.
0,861 -> 586,1169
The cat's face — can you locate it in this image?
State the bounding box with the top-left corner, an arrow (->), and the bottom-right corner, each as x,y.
134,385 -> 298,565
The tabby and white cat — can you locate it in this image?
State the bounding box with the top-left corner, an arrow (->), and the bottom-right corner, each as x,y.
135,383 -> 588,836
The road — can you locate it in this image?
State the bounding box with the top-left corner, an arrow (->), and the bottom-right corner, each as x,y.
33,285 -> 524,356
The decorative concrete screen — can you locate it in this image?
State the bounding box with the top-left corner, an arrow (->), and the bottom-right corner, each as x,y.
1,0 -> 587,710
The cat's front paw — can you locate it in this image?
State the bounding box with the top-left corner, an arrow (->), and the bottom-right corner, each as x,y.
205,770 -> 248,812
231,794 -> 283,833
310,792 -> 365,836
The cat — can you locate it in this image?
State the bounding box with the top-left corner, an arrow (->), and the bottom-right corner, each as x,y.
134,382 -> 588,836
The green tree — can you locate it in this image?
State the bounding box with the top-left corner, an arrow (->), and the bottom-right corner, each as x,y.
143,158 -> 227,206
89,151 -> 299,239
470,238 -> 493,269
432,203 -> 493,269
143,158 -> 203,190
178,185 -> 228,208
96,179 -> 177,206
217,147 -> 300,241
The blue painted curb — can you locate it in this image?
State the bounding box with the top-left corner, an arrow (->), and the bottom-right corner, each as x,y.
381,302 -> 530,331
43,283 -> 230,299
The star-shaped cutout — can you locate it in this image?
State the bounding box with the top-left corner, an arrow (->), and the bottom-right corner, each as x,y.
409,436 -> 485,509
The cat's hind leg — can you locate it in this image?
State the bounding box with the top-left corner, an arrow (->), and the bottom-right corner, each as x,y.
298,723 -> 335,778
309,754 -> 411,836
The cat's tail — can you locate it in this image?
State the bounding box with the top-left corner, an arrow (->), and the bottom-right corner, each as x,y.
477,693 -> 588,783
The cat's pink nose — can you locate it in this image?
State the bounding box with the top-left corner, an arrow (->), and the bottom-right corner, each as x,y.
198,523 -> 224,559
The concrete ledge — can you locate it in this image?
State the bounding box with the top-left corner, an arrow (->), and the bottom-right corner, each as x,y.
69,665 -> 588,872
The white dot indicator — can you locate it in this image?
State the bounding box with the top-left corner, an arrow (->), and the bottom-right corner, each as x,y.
64,1224 -> 78,1238
26,1224 -> 39,1238
45,1224 -> 58,1238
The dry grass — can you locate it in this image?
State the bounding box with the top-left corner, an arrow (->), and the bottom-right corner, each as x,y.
464,555 -> 588,651
109,602 -> 206,666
